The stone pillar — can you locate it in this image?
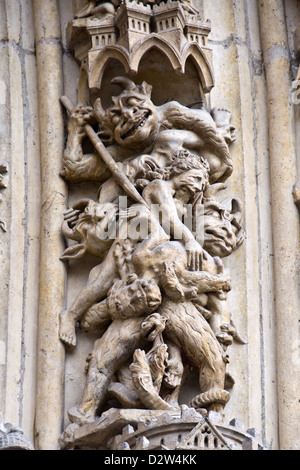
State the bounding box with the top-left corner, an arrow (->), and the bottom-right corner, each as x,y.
205,0 -> 278,448
257,0 -> 300,450
0,0 -> 41,443
33,0 -> 67,450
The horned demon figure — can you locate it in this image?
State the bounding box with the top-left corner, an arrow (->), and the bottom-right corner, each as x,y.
59,76 -> 244,426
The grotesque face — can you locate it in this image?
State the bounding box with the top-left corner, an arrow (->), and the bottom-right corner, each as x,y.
201,199 -> 244,258
78,201 -> 118,245
106,91 -> 159,151
60,201 -> 118,261
109,274 -> 162,319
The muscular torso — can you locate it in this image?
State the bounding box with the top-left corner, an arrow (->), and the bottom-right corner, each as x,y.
98,117 -> 230,203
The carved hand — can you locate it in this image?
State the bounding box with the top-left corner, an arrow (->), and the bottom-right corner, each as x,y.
185,238 -> 204,271
141,313 -> 166,342
68,105 -> 95,140
63,207 -> 81,228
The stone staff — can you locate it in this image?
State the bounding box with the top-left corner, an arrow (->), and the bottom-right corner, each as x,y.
60,95 -> 149,208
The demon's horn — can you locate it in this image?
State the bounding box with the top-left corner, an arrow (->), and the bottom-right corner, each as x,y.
94,97 -> 106,121
111,76 -> 136,91
204,183 -> 227,200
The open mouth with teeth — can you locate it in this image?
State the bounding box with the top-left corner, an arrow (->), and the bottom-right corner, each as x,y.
121,111 -> 151,140
204,228 -> 234,250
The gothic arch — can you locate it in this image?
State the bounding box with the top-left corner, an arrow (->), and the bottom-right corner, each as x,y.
181,43 -> 214,93
130,34 -> 182,74
89,46 -> 131,89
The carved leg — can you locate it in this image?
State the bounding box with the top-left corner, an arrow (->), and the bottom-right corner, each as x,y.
80,299 -> 111,331
161,299 -> 229,412
71,318 -> 147,423
206,291 -> 236,350
75,1 -> 97,18
59,244 -> 118,347
60,205 -> 159,347
179,269 -> 231,294
194,354 -> 229,413
130,205 -> 170,270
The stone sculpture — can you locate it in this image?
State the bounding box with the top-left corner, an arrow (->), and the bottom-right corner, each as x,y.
59,73 -> 243,420
58,0 -> 245,450
75,0 -> 199,19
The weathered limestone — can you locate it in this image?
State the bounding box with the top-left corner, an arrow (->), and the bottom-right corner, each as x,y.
33,0 -> 67,450
257,0 -> 300,450
56,0 -> 273,452
59,408 -> 265,450
0,0 -> 41,444
204,0 -> 279,449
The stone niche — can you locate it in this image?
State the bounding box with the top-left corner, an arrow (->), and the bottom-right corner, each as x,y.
57,0 -> 264,451
2,0 -> 300,453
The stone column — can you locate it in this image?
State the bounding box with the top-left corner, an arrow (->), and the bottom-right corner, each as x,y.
257,0 -> 300,450
33,0 -> 67,450
0,0 -> 41,444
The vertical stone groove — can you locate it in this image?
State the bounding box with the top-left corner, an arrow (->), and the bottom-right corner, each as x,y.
257,0 -> 300,450
33,0 -> 67,450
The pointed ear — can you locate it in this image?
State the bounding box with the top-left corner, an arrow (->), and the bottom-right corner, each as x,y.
60,244 -> 86,260
94,98 -> 106,121
140,81 -> 152,97
230,198 -> 242,223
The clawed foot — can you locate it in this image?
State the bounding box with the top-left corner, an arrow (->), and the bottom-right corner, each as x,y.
216,322 -> 236,347
59,310 -> 77,347
163,370 -> 182,389
163,357 -> 184,389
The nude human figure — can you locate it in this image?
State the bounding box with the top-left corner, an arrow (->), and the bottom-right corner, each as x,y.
59,148 -> 230,346
59,77 -> 233,347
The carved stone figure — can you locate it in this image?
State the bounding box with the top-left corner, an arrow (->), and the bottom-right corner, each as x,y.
61,77 -> 232,185
59,77 -> 233,345
59,1 -> 245,450
75,0 -> 199,19
59,72 -> 244,432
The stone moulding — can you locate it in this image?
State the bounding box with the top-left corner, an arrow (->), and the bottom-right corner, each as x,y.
88,35 -> 214,93
58,408 -> 266,451
0,161 -> 8,232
